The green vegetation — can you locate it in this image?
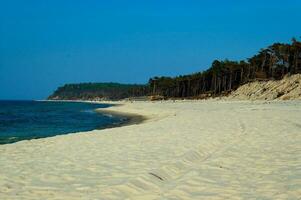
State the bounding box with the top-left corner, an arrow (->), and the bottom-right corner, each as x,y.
48,38 -> 301,100
149,38 -> 301,98
48,83 -> 148,100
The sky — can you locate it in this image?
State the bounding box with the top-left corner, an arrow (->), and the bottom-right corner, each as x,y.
1,0 -> 301,100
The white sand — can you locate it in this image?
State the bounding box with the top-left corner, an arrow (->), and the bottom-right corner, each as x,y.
1,100 -> 301,199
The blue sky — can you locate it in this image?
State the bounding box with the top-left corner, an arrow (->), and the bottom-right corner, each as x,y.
1,0 -> 301,100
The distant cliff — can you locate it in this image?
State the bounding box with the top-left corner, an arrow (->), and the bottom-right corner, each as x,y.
48,83 -> 149,100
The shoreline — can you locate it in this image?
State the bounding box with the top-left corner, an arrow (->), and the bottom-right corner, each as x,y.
95,107 -> 148,129
0,100 -> 146,146
47,100 -> 149,130
42,99 -> 149,130
1,100 -> 301,199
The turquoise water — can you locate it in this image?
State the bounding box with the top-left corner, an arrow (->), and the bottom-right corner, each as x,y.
0,100 -> 125,144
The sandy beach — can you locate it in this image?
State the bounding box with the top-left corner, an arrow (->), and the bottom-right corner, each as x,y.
1,100 -> 301,199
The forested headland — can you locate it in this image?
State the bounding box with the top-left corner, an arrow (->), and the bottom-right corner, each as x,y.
48,83 -> 147,100
48,38 -> 301,100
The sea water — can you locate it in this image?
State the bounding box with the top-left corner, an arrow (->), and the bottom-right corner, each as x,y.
0,100 -> 125,144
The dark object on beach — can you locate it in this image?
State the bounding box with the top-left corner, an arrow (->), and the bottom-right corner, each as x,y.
149,95 -> 165,101
149,172 -> 164,181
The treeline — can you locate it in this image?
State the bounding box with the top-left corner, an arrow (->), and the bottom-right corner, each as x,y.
48,38 -> 301,100
48,83 -> 148,100
149,38 -> 301,98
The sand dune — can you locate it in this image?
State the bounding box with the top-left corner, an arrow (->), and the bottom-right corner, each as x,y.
227,74 -> 301,100
1,100 -> 301,199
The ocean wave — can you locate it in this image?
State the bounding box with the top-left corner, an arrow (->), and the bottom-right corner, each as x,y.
80,109 -> 95,114
103,114 -> 113,118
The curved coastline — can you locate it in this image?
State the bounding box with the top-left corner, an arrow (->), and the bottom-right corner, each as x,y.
42,99 -> 147,129
46,100 -> 148,129
95,108 -> 147,129
0,100 -> 145,145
